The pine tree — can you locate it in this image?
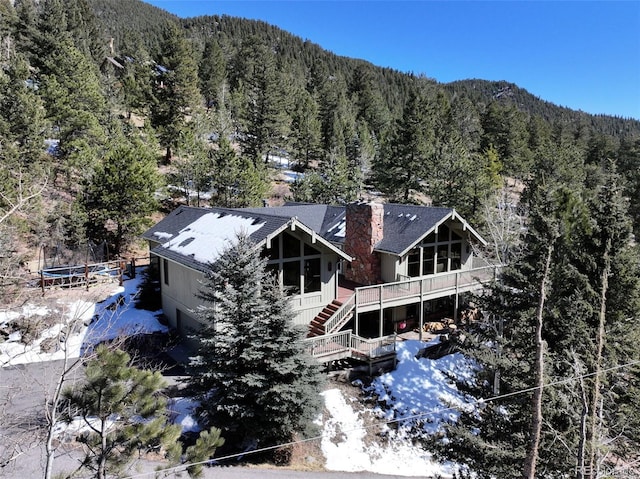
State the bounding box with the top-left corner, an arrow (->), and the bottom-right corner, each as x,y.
198,38 -> 226,110
39,37 -> 108,181
183,427 -> 225,477
151,23 -> 202,162
172,118 -> 214,206
0,0 -> 17,62
13,0 -> 39,61
231,36 -> 289,165
61,346 -> 183,479
119,33 -> 155,119
188,233 -> 324,455
0,53 -> 47,165
576,160 -> 640,478
430,144 -> 592,478
289,87 -> 323,170
481,102 -> 531,180
208,137 -> 268,208
82,140 -> 160,255
373,86 -> 434,203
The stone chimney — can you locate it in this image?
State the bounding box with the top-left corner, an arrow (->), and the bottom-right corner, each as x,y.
344,201 -> 384,285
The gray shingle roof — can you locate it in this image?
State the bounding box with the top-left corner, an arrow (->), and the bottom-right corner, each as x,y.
143,206 -> 291,272
143,205 -> 350,272
143,203 -> 485,271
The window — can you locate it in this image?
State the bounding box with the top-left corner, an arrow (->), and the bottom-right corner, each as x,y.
282,260 -> 301,294
422,245 -> 435,275
267,231 -> 324,296
304,258 -> 321,292
263,236 -> 280,259
283,233 -> 300,258
304,242 -> 321,256
437,245 -> 449,273
438,224 -> 450,242
163,258 -> 169,285
407,249 -> 420,277
450,243 -> 462,270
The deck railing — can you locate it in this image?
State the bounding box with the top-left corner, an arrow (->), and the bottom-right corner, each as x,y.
304,330 -> 352,360
354,264 -> 499,308
304,331 -> 398,362
323,293 -> 356,334
350,335 -> 397,359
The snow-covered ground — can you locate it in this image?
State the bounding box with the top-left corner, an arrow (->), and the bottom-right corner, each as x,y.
1,272 -> 469,477
0,273 -> 167,365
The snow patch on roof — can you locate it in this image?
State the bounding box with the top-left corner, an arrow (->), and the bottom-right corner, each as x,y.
328,219 -> 346,238
164,212 -> 266,265
153,231 -> 172,240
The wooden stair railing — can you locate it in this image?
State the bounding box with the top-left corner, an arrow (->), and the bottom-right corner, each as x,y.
307,293 -> 356,338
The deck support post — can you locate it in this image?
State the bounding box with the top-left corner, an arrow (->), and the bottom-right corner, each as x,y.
453,272 -> 460,322
419,279 -> 424,341
354,291 -> 359,337
378,284 -> 384,338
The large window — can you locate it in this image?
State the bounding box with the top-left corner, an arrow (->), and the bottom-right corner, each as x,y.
406,223 -> 463,277
407,250 -> 420,277
282,261 -> 301,295
266,232 -> 323,296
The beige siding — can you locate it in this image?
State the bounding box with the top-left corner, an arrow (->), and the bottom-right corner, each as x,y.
159,258 -> 205,331
380,253 -> 401,282
158,232 -> 343,335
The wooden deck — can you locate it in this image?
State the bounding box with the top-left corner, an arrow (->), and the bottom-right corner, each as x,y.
304,330 -> 398,364
352,265 -> 499,313
307,263 -> 500,368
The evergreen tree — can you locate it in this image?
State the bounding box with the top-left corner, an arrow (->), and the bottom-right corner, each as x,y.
118,33 -> 155,119
61,346 -> 183,479
431,145 -> 640,478
291,147 -> 359,205
373,86 -> 433,203
198,38 -> 226,110
0,53 -> 47,165
349,62 -> 390,136
173,134 -> 212,206
289,87 -> 323,170
82,140 -> 160,255
0,0 -> 17,62
13,0 -> 39,61
576,160 -> 640,478
208,136 -> 269,208
481,102 -> 531,180
231,36 -> 289,164
151,23 -> 202,162
39,37 -> 108,181
188,234 -> 324,454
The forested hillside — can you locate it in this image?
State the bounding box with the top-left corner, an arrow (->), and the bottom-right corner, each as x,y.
0,0 -> 638,284
1,1 -> 640,477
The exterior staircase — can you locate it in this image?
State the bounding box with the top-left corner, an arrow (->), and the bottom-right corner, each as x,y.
307,294 -> 356,338
308,300 -> 342,337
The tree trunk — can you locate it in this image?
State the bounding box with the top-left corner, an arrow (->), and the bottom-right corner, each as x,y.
99,418 -> 108,479
522,243 -> 553,479
575,354 -> 589,479
44,369 -> 66,479
587,239 -> 611,479
44,313 -> 82,479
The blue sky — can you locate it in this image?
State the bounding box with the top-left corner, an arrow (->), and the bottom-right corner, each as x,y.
146,1 -> 640,120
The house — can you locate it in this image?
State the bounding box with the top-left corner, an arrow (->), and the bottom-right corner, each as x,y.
142,201 -> 498,361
